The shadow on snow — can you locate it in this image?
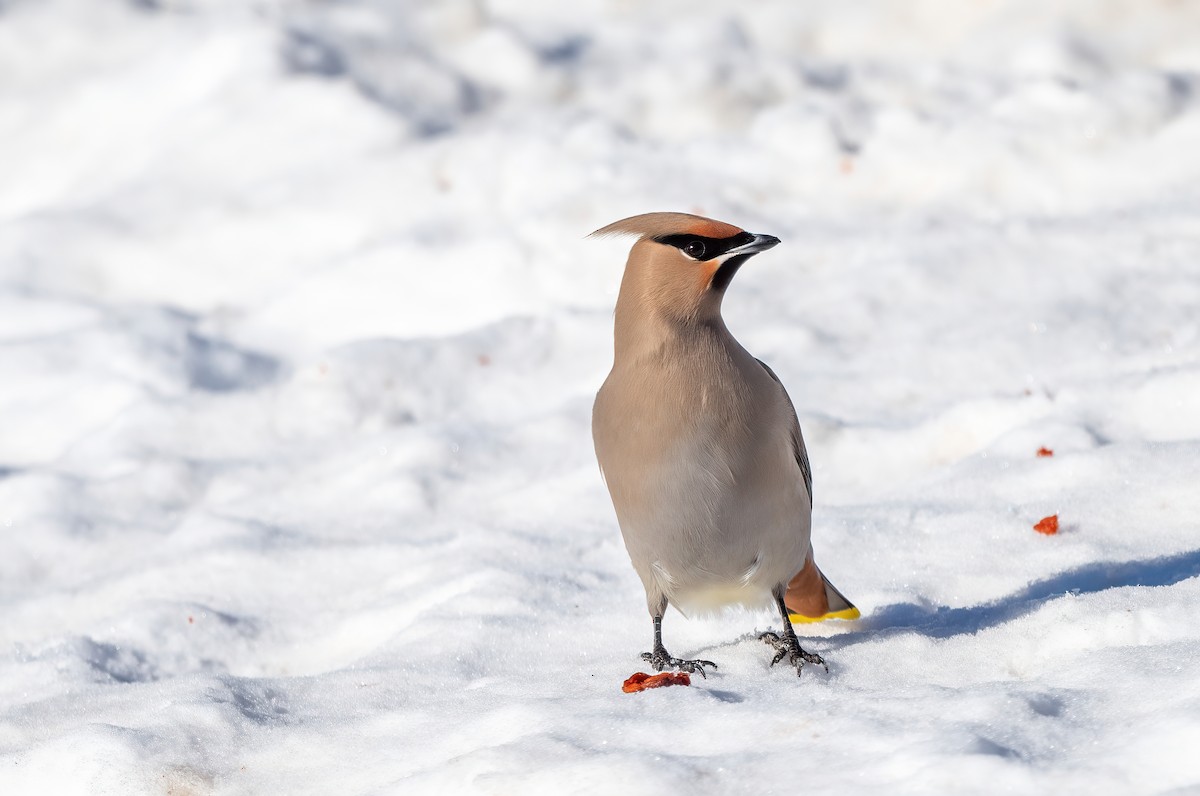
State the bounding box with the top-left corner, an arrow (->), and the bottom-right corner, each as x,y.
831,548 -> 1200,646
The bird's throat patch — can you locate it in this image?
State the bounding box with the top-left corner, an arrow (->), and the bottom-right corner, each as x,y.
710,254 -> 751,292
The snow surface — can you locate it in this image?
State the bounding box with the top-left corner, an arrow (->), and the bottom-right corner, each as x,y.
2,0 -> 1200,793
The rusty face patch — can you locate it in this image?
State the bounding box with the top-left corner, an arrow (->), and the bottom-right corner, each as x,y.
685,218 -> 743,239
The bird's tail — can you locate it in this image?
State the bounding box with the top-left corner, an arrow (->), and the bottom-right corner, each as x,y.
784,550 -> 860,624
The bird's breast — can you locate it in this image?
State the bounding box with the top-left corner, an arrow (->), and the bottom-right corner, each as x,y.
593,352 -> 805,562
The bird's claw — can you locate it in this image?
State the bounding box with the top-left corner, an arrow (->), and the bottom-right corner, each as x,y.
640,649 -> 718,679
760,631 -> 828,676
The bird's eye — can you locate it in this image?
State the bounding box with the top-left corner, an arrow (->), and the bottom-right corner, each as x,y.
683,240 -> 706,259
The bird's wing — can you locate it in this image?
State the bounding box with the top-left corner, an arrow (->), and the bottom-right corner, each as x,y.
756,360 -> 860,623
755,359 -> 813,509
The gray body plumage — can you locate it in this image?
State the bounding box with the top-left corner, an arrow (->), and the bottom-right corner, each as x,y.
594,318 -> 812,617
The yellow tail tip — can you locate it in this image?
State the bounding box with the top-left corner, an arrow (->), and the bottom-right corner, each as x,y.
789,606 -> 861,624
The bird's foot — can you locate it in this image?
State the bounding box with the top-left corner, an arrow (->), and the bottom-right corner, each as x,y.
760,630 -> 828,676
640,646 -> 718,679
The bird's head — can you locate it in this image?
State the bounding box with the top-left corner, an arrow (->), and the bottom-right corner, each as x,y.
591,212 -> 780,324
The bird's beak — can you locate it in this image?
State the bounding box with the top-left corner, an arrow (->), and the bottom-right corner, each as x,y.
726,233 -> 781,257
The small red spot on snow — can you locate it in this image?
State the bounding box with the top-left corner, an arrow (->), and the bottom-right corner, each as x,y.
187,616 -> 194,624
1034,515 -> 1059,535
477,354 -> 491,366
1037,447 -> 1054,457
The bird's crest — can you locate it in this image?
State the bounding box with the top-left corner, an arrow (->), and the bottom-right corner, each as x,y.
590,212 -> 743,241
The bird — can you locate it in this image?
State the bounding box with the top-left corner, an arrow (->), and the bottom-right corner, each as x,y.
591,211 -> 858,678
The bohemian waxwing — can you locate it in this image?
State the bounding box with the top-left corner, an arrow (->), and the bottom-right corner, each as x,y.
591,212 -> 858,678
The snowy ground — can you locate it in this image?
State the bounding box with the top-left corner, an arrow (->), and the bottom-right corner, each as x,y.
2,0 -> 1200,793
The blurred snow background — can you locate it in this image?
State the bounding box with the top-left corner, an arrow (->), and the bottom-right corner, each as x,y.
1,0 -> 1199,793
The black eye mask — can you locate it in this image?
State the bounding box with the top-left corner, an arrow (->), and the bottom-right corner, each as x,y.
654,232 -> 756,262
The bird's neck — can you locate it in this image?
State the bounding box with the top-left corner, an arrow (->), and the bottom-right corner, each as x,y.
613,294 -> 728,363
611,255 -> 729,362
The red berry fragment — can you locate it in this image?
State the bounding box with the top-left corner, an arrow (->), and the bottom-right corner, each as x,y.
622,671 -> 692,693
1034,515 -> 1059,535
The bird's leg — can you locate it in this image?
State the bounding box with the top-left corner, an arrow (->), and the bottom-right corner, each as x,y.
640,614 -> 718,678
760,593 -> 828,676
